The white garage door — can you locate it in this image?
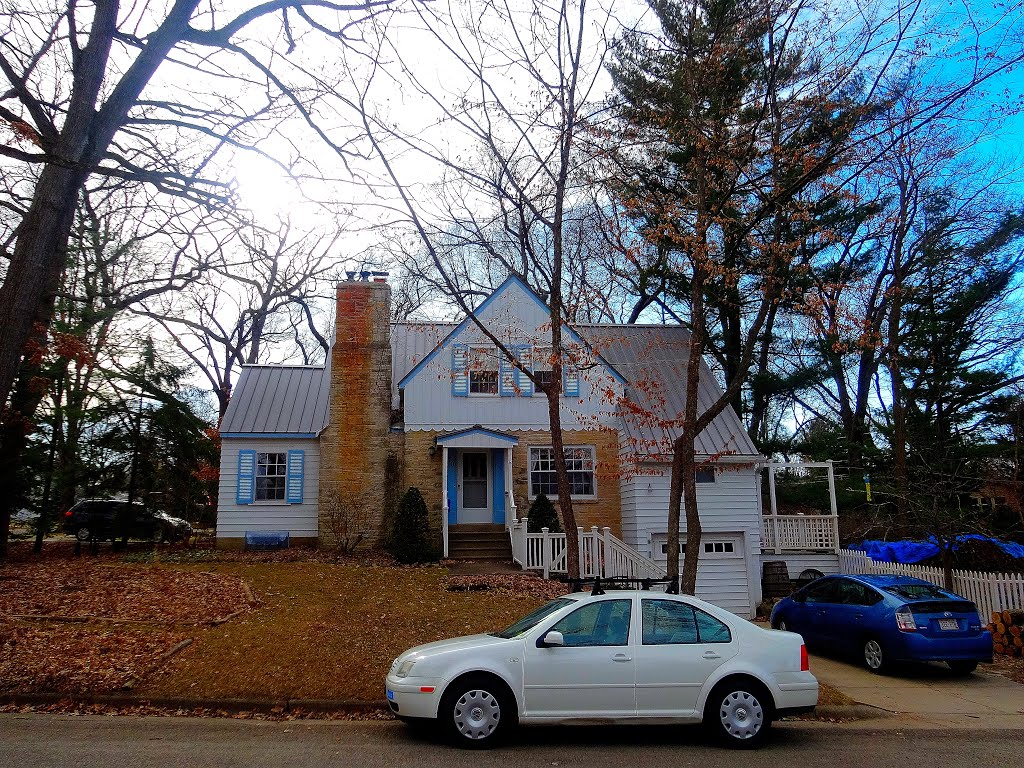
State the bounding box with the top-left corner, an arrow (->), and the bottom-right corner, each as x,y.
650,532 -> 751,617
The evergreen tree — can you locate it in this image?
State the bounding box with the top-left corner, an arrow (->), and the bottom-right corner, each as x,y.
388,487 -> 438,564
527,493 -> 562,533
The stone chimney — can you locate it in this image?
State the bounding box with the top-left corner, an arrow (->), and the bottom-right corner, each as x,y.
318,275 -> 393,549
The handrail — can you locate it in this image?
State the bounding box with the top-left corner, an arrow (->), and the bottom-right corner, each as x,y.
509,523 -> 662,580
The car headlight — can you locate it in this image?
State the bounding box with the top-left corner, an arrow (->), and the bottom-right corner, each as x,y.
395,659 -> 416,678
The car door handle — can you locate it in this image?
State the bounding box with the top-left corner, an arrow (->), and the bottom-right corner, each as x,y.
702,651 -> 721,660
612,653 -> 631,662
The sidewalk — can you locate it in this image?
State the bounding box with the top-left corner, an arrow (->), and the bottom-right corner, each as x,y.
809,652 -> 1024,729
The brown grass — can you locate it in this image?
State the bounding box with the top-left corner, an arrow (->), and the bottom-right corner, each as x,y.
139,563 -> 548,700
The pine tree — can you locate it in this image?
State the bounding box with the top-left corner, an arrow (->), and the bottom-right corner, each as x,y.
388,487 -> 438,564
527,493 -> 562,533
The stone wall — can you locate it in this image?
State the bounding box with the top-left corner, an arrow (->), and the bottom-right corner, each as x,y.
318,280 -> 395,549
400,427 -> 623,543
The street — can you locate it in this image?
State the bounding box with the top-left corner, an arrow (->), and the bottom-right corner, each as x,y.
0,714 -> 1019,768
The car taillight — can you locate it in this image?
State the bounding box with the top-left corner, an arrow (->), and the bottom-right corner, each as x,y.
800,644 -> 809,672
895,607 -> 917,632
64,510 -> 73,519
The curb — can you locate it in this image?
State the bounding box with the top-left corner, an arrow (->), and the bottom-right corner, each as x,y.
0,693 -> 390,715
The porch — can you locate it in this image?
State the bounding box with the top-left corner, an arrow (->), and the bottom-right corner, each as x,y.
760,461 -> 841,554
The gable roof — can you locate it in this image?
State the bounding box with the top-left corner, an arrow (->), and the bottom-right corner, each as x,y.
576,325 -> 761,459
396,274 -> 626,390
220,363 -> 330,437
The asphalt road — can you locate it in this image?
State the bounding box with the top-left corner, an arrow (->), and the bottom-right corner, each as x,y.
0,714 -> 1020,768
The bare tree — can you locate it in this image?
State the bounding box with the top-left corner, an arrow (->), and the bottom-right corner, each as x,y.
349,0 -> 624,577
142,217 -> 339,421
0,0 -> 401,420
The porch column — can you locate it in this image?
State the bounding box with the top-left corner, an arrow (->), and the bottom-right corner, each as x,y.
441,445 -> 449,557
506,446 -> 516,526
768,465 -> 781,554
827,460 -> 839,553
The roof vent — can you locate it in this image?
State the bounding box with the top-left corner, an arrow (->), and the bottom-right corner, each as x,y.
344,270 -> 389,283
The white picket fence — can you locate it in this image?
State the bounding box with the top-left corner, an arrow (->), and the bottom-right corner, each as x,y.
839,549 -> 1024,620
510,519 -> 664,581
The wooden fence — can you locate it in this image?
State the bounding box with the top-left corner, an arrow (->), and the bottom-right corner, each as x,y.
839,549 -> 1024,620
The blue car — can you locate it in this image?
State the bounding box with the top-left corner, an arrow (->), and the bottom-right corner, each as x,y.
770,574 -> 992,675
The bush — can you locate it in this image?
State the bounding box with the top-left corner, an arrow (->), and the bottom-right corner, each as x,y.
388,487 -> 438,564
527,493 -> 562,533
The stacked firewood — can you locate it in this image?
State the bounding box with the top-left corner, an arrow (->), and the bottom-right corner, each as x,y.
990,610 -> 1024,656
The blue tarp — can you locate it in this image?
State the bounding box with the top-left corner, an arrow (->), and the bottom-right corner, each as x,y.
848,535 -> 1024,564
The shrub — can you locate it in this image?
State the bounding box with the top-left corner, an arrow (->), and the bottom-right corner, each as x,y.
388,487 -> 438,564
527,493 -> 562,533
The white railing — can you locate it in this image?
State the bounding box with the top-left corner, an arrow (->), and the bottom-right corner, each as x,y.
839,549 -> 1024,620
509,518 -> 663,580
761,514 -> 839,553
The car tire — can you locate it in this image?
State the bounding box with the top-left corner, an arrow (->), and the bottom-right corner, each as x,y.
863,637 -> 888,674
773,616 -> 789,632
947,660 -> 978,675
75,527 -> 91,543
440,675 -> 514,749
704,678 -> 772,749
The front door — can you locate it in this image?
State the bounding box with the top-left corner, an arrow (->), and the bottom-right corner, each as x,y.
458,450 -> 491,524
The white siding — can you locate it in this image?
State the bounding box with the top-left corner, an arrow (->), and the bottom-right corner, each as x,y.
620,461 -> 763,617
217,438 -> 321,542
403,280 -> 623,431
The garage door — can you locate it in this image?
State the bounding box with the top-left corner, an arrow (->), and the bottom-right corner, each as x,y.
650,532 -> 751,616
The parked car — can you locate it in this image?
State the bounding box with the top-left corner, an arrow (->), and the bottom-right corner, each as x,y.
62,499 -> 192,543
770,574 -> 992,675
386,586 -> 816,749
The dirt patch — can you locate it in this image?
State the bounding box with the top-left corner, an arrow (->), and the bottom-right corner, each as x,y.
983,653 -> 1024,685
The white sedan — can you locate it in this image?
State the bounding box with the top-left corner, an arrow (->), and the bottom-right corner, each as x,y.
386,587 -> 816,748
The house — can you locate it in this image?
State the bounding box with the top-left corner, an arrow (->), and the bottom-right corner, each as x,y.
217,274 -> 795,617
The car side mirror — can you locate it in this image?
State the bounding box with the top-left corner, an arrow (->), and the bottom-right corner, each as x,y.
538,630 -> 564,648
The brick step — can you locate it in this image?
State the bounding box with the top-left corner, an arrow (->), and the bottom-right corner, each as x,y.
448,542 -> 512,559
450,524 -> 506,533
448,533 -> 509,545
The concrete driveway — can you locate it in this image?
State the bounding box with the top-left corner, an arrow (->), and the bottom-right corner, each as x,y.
809,652 -> 1024,727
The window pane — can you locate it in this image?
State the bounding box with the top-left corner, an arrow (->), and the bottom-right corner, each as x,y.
552,599 -> 631,647
255,453 -> 287,501
642,600 -> 698,645
694,609 -> 732,643
529,446 -> 595,498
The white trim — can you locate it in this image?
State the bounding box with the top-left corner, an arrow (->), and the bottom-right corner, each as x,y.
527,445 -> 598,500
441,445 -> 449,557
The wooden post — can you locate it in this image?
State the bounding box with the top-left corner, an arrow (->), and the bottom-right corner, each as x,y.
827,460 -> 839,553
578,526 -> 585,578
602,526 -> 612,578
768,465 -> 781,554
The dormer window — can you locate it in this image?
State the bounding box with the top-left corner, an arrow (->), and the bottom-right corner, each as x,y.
468,347 -> 499,395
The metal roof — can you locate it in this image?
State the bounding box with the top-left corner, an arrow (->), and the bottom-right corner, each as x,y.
220,364 -> 330,436
391,321 -> 455,407
575,325 -> 761,459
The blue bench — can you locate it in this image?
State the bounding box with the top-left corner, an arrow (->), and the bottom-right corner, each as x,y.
244,531 -> 290,550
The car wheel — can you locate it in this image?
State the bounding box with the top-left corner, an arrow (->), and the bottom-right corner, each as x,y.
440,675 -> 513,749
774,616 -> 789,632
75,527 -> 91,543
704,679 -> 772,749
947,660 -> 978,675
863,637 -> 888,673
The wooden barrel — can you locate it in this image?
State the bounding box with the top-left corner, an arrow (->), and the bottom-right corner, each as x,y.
762,561 -> 792,598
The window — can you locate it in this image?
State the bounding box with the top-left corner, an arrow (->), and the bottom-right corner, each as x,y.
660,542 -> 687,555
695,467 -> 715,483
533,346 -> 554,391
703,541 -> 734,554
529,446 -> 596,498
468,347 -> 498,395
641,600 -> 732,645
549,599 -> 631,646
255,452 -> 287,501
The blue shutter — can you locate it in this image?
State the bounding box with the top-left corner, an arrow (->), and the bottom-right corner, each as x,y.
286,450 -> 305,503
236,449 -> 256,505
451,343 -> 469,397
514,345 -> 534,396
499,350 -> 515,396
563,361 -> 580,397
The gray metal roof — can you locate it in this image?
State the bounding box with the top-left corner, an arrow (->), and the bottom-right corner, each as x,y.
391,321 -> 456,407
220,364 -> 330,435
575,325 -> 761,459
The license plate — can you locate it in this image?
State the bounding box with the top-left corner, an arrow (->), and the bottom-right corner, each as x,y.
387,689 -> 395,701
938,618 -> 958,631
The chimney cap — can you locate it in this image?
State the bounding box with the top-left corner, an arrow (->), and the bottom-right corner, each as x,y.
344,270 -> 389,283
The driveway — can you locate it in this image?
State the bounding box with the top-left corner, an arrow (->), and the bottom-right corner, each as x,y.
809,652 -> 1024,727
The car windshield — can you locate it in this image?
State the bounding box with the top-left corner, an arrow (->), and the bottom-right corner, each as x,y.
490,598 -> 576,639
883,583 -> 950,600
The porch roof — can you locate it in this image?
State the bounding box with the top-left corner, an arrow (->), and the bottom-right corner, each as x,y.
436,426 -> 519,449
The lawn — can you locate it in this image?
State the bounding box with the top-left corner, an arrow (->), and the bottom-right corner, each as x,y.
0,543 -> 559,702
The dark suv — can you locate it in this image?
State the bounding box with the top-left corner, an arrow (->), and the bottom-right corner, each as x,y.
63,499 -> 192,543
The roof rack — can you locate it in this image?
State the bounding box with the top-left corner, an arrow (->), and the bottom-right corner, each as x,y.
562,575 -> 680,596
